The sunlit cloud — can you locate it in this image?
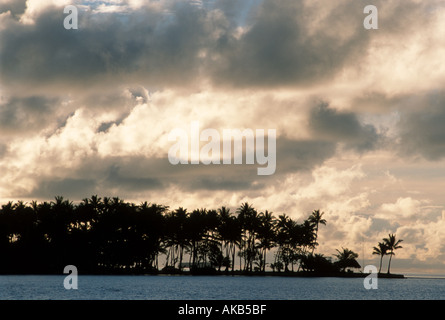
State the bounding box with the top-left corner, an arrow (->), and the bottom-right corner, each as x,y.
1,0 -> 445,273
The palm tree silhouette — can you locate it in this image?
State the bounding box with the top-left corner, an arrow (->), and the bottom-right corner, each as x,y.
334,247 -> 361,272
383,234 -> 403,274
236,203 -> 259,272
0,195 -> 407,277
217,207 -> 241,272
275,214 -> 293,272
308,210 -> 326,253
372,242 -> 388,273
257,210 -> 276,272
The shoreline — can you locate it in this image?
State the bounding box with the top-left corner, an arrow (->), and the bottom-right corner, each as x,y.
0,270 -> 406,279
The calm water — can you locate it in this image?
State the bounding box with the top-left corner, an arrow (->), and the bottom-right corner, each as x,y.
0,275 -> 445,300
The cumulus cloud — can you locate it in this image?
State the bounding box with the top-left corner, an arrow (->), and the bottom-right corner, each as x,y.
397,92 -> 445,161
0,2 -> 219,94
3,0 -> 441,93
0,95 -> 66,136
1,0 -> 445,273
208,0 -> 369,88
308,103 -> 382,152
0,0 -> 27,19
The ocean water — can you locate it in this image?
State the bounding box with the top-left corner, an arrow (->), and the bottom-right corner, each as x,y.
0,275 -> 444,300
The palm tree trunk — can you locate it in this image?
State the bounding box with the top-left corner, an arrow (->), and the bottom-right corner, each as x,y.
263,249 -> 267,272
239,248 -> 243,272
311,224 -> 319,254
179,246 -> 184,271
192,241 -> 196,268
231,243 -> 236,273
387,252 -> 393,274
164,248 -> 170,268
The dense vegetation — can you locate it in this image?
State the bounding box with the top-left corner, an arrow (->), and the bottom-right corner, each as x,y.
0,196 -> 364,275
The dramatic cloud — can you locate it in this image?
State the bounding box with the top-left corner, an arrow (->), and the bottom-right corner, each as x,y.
0,95 -> 65,136
208,0 -> 369,88
397,92 -> 445,161
308,103 -> 381,152
0,2 -> 223,94
0,0 -> 27,19
1,0 -> 445,273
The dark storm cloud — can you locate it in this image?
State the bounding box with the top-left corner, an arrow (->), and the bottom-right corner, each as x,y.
23,157 -> 165,200
106,164 -> 164,191
187,177 -> 263,191
350,90 -> 445,161
208,0 -> 369,88
0,3 -> 222,93
22,132 -> 339,198
0,96 -> 63,135
276,138 -> 336,173
351,91 -> 405,113
0,143 -> 7,158
0,0 -> 27,19
101,157 -> 261,192
29,178 -> 97,199
2,0 -> 439,200
397,92 -> 445,161
0,0 -> 436,94
308,103 -> 381,152
0,0 -> 372,94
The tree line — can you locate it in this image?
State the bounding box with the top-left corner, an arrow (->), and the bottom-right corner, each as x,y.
0,195 -> 367,275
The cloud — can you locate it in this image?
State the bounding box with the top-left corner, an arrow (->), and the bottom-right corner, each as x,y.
0,1 -> 226,94
397,92 -> 445,161
0,143 -> 7,159
105,163 -> 164,191
376,197 -> 425,221
0,0 -> 27,19
3,0 -> 439,95
0,95 -> 65,136
1,0 -> 445,274
29,177 -> 97,199
308,103 -> 382,152
275,137 -> 336,173
208,0 -> 369,88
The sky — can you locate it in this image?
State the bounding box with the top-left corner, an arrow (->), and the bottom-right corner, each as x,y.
1,0 -> 445,274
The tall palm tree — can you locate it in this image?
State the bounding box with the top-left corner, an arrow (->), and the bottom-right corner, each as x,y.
257,210 -> 276,272
236,203 -> 259,272
383,234 -> 403,274
308,210 -> 326,253
173,207 -> 188,270
372,242 -> 388,273
275,214 -> 298,272
217,207 -> 240,272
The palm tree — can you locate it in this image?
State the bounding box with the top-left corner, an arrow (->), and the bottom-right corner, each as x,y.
308,210 -> 326,253
301,219 -> 316,254
236,203 -> 259,272
274,214 -> 292,272
171,207 -> 188,270
257,210 -> 276,272
217,207 -> 241,272
334,247 -> 361,272
383,234 -> 403,274
186,209 -> 208,269
372,242 -> 388,273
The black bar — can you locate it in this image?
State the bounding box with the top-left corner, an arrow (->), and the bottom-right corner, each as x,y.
0,300 -> 443,318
